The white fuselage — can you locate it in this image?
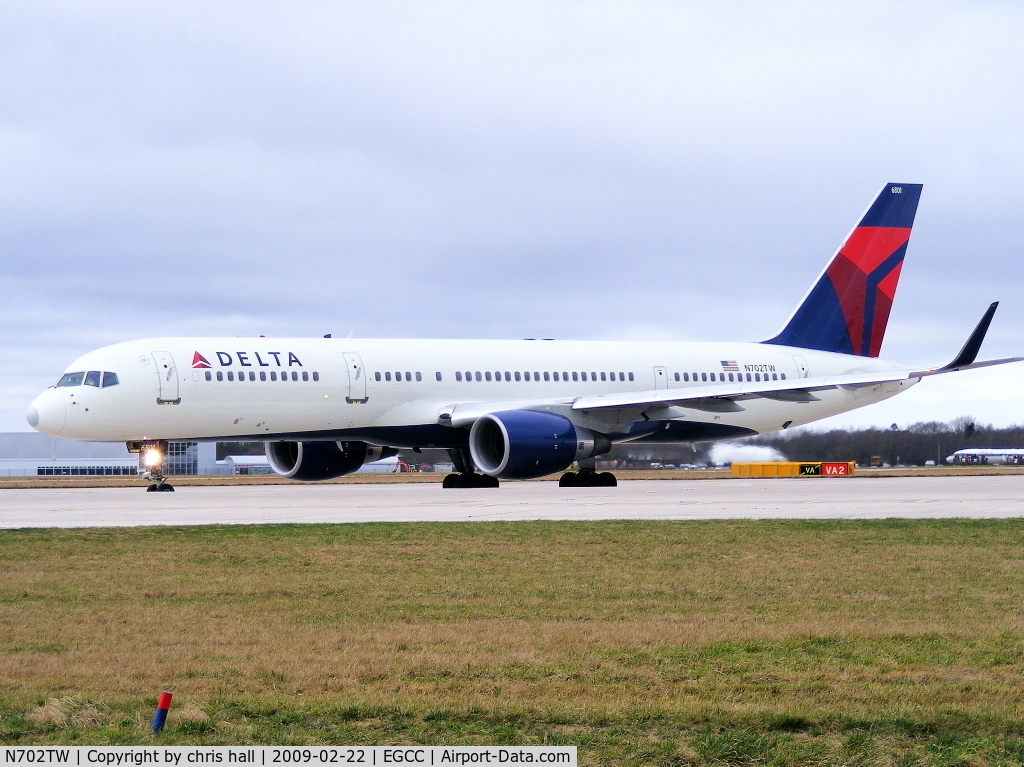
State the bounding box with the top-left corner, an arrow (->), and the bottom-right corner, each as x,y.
28,336 -> 915,447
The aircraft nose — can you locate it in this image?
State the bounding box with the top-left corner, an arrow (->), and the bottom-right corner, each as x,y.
27,391 -> 66,436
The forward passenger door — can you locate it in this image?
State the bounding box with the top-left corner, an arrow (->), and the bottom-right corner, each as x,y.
343,352 -> 368,403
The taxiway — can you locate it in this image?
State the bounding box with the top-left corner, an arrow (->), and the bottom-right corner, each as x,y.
2,475 -> 1023,528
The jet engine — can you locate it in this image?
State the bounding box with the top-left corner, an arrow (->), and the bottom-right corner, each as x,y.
265,440 -> 396,481
469,410 -> 611,480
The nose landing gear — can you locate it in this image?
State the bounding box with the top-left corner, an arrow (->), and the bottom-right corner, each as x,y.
128,440 -> 175,492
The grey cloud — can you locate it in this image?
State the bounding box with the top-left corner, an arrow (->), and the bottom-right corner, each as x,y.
2,1 -> 1023,430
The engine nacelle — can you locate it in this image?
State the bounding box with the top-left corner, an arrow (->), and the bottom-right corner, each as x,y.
469,410 -> 611,480
265,440 -> 396,481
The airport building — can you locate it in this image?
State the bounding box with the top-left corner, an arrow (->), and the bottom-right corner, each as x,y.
0,433 -> 218,477
0,433 -> 406,477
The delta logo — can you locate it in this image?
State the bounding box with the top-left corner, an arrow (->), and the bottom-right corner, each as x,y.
192,350 -> 303,368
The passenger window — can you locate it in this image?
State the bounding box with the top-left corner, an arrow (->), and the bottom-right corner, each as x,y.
781,373 -> 787,380
701,373 -> 707,382
313,372 -> 320,382
375,372 -> 381,381
228,371 -> 235,381
523,371 -> 530,381
552,372 -> 559,381
405,372 -> 411,381
514,371 -> 521,381
204,371 -> 212,382
456,371 -> 463,382
746,373 -> 752,382
385,372 -> 391,381
84,371 -> 101,387
772,373 -> 778,380
728,373 -> 734,382
591,372 -> 597,380
250,371 -> 256,381
271,371 -> 277,381
485,371 -> 492,381
619,372 -> 625,381
504,371 -> 511,382
628,372 -> 634,382
683,373 -> 689,382
302,371 -> 309,381
572,372 -> 579,382
544,372 -> 550,381
260,371 -> 267,381
217,371 -> 224,381
56,372 -> 85,387
416,372 -> 422,382
534,371 -> 540,380
435,372 -> 441,381
755,373 -> 760,382
292,372 -> 298,381
673,373 -> 679,382
562,371 -> 568,380
600,372 -> 606,381
475,371 -> 482,382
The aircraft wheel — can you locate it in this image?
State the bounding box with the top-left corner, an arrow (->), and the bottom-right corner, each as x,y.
559,472 -> 580,488
442,473 -> 459,488
479,474 -> 500,488
598,472 -> 617,487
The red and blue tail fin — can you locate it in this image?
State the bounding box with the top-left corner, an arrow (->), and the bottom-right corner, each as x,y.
764,183 -> 922,357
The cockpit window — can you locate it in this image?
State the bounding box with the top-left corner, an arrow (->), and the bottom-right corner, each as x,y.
56,372 -> 85,387
101,372 -> 119,388
84,371 -> 101,387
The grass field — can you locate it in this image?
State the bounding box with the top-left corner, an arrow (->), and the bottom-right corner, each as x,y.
3,465 -> 1022,488
3,519 -> 1024,765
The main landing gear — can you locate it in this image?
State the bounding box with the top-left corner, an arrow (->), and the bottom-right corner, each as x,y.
558,468 -> 617,487
443,448 -> 500,489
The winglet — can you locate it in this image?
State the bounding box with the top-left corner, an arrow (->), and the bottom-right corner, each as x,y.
942,302 -> 999,370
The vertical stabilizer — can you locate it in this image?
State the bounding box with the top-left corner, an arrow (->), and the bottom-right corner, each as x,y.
764,183 -> 922,357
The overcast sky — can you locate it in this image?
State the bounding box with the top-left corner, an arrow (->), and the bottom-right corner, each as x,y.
2,1 -> 1023,433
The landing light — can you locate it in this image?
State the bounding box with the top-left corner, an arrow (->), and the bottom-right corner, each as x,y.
143,449 -> 163,467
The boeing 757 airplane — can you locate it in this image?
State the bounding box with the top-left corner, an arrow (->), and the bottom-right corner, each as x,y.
27,183 -> 1022,490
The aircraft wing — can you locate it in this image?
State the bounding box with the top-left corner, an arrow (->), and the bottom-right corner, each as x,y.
570,359 -> 1021,413
573,302 -> 1021,413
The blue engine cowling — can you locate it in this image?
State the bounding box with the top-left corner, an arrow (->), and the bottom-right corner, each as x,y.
469,410 -> 610,480
265,440 -> 396,481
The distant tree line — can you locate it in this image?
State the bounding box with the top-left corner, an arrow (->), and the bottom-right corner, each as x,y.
216,418 -> 1024,468
744,417 -> 1024,466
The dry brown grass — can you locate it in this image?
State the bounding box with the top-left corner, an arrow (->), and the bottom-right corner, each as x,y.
3,520 -> 1024,760
4,465 -> 1023,488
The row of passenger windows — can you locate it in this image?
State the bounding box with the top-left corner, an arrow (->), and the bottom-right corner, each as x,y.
204,370 -> 319,382
56,371 -> 119,388
675,371 -> 786,383
370,370 -> 782,384
455,370 -> 634,383
374,371 -> 427,382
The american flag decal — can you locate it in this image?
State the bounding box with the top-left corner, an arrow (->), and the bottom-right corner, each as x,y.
721,360 -> 739,372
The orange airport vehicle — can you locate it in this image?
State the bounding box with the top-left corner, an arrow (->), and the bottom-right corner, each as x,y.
731,461 -> 855,477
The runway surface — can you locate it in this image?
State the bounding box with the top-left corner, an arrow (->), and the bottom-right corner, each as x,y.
2,475 -> 1023,528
